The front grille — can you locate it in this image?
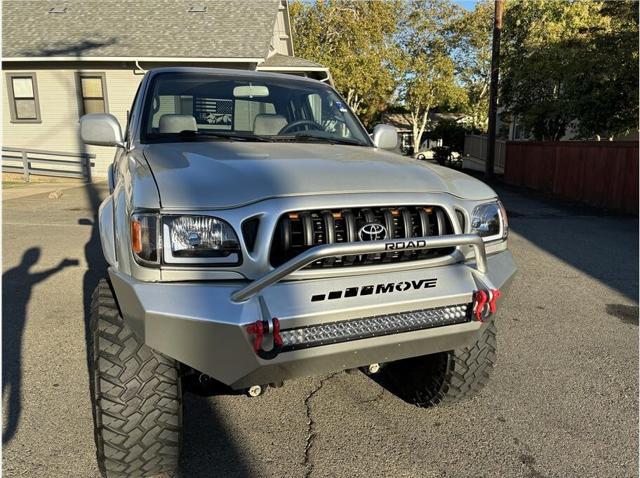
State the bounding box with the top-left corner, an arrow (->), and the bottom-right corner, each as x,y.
280,304 -> 471,351
270,206 -> 455,268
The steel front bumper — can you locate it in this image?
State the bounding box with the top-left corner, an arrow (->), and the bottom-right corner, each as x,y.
109,235 -> 516,390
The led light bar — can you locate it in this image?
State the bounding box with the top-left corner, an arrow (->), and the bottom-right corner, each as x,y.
280,304 -> 471,351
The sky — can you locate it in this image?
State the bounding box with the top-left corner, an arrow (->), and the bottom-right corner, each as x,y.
453,0 -> 482,10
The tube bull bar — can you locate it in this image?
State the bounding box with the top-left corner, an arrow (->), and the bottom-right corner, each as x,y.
231,234 -> 488,303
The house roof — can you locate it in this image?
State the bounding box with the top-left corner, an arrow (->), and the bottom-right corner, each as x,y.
383,111 -> 470,132
383,113 -> 413,131
260,53 -> 326,69
2,0 -> 280,60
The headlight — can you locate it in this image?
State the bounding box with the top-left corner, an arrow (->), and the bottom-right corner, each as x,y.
470,201 -> 508,241
163,215 -> 241,265
130,213 -> 241,266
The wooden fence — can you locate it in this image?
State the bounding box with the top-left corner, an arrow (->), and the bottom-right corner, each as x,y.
2,147 -> 95,182
504,141 -> 638,214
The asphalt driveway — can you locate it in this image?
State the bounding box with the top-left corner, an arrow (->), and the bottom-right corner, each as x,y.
2,180 -> 638,477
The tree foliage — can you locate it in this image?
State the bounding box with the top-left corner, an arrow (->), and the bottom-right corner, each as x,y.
289,0 -> 400,125
450,0 -> 493,132
501,0 -> 639,140
570,1 -> 639,139
289,0 -> 638,144
424,119 -> 476,154
397,0 -> 466,155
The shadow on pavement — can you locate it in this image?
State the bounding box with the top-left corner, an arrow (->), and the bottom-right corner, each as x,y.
2,248 -> 78,443
509,213 -> 638,302
178,394 -> 254,478
473,173 -> 639,303
80,183 -> 108,374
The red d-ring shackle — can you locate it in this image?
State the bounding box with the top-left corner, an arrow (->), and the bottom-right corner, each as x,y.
474,289 -> 501,322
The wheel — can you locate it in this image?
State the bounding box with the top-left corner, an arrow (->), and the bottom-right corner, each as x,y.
416,153 -> 426,161
379,321 -> 497,407
89,279 -> 182,477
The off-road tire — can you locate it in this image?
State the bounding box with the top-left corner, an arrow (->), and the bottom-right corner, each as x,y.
380,321 -> 497,407
89,279 -> 182,477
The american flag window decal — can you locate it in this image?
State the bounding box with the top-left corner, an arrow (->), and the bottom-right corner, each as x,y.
194,97 -> 233,127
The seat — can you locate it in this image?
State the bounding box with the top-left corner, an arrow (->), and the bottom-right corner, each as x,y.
159,114 -> 197,134
253,114 -> 288,136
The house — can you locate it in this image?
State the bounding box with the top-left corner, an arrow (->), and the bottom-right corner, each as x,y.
2,0 -> 330,179
382,111 -> 471,155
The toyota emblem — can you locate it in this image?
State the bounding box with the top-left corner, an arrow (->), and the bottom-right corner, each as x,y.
358,223 -> 388,241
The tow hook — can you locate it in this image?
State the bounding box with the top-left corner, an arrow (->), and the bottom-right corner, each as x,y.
474,289 -> 501,322
246,317 -> 283,360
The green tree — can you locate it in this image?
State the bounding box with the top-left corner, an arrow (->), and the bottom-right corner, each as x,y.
570,1 -> 639,139
425,119 -> 474,154
450,0 -> 493,132
289,0 -> 400,126
501,0 -> 638,140
501,0 -> 598,140
398,0 -> 466,156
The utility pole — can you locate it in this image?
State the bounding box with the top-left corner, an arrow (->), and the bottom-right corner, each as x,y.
485,0 -> 504,180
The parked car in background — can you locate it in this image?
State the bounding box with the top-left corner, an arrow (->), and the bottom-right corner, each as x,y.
415,138 -> 442,160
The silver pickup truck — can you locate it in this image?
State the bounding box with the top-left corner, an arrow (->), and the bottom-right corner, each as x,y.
81,67 -> 516,477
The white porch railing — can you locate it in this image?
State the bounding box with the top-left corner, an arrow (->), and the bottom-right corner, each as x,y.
2,147 -> 95,182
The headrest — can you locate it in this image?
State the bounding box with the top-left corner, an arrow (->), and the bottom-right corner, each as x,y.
253,114 -> 288,136
159,114 -> 197,134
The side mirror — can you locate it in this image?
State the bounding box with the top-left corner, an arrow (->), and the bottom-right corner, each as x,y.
80,113 -> 124,147
372,124 -> 398,150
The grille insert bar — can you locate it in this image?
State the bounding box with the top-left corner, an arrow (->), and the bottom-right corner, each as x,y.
270,206 -> 455,268
280,304 -> 471,351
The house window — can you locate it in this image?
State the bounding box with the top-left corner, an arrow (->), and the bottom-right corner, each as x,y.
77,73 -> 108,116
6,73 -> 41,122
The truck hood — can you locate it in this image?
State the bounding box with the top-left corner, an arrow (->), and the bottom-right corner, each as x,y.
142,142 -> 495,209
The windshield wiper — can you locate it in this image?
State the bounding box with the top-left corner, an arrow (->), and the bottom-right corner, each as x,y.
150,130 -> 274,142
197,131 -> 274,142
274,132 -> 366,146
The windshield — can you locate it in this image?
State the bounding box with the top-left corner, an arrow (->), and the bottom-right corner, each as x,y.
140,72 -> 372,146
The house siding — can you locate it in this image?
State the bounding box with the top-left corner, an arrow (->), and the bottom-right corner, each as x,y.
2,64 -> 143,178
271,0 -> 293,56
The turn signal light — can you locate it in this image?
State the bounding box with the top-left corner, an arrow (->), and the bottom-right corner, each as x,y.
131,220 -> 142,254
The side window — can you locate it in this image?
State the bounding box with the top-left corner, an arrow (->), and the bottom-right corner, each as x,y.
77,73 -> 108,116
150,95 -> 194,129
305,93 -> 352,138
179,96 -> 194,116
307,93 -> 322,123
6,73 -> 41,123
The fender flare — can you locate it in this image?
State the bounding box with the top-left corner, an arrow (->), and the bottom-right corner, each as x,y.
98,197 -> 117,267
